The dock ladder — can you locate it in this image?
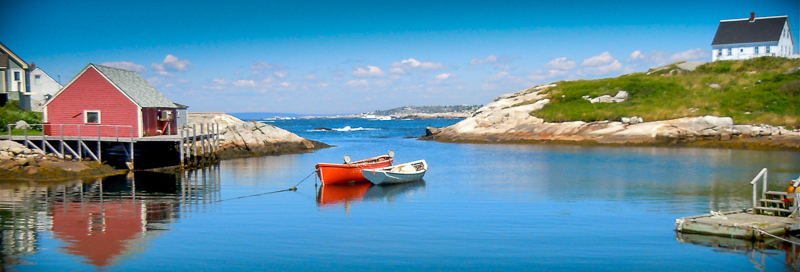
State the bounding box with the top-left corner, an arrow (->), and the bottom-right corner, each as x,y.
751,168 -> 800,217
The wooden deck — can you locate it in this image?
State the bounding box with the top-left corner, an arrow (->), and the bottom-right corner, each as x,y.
676,209 -> 800,240
1,123 -> 220,170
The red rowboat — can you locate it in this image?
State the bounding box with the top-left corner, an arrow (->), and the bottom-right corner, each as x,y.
316,151 -> 395,185
316,182 -> 372,207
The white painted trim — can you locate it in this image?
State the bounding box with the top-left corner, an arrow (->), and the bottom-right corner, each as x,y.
137,106 -> 143,137
0,42 -> 29,69
31,67 -> 62,88
719,15 -> 788,22
84,110 -> 101,124
43,107 -> 48,123
43,64 -> 141,108
42,64 -> 92,108
86,64 -> 141,107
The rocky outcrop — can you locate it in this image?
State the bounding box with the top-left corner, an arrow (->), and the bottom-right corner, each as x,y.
425,84 -> 800,150
188,112 -> 328,159
0,140 -> 122,180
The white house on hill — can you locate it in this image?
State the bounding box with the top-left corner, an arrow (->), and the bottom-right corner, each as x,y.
711,13 -> 794,61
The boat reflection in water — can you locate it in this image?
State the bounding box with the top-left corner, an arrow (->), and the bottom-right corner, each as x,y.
676,232 -> 800,271
316,180 -> 426,211
0,165 -> 221,269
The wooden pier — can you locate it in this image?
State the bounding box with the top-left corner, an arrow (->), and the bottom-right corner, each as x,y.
676,169 -> 800,241
1,123 -> 220,170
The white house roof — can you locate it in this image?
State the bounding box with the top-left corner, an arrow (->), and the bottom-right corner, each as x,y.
712,16 -> 789,46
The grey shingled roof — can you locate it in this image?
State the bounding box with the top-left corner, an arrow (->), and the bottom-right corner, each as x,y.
92,64 -> 177,108
712,16 -> 788,46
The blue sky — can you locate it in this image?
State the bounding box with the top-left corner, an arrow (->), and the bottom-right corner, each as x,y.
3,0 -> 798,114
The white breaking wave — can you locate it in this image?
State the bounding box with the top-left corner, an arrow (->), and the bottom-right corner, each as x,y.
308,126 -> 380,132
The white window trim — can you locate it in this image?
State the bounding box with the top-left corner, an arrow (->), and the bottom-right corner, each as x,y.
84,110 -> 101,124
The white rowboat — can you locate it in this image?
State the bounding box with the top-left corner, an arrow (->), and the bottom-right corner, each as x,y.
362,160 -> 428,185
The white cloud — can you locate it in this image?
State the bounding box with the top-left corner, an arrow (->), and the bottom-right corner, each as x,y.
233,80 -> 256,87
628,50 -> 646,62
161,54 -> 192,71
487,72 -> 510,81
212,79 -> 229,85
579,52 -> 622,75
151,54 -> 192,77
495,64 -> 512,70
390,58 -> 445,73
669,48 -> 709,62
435,73 -> 453,80
527,69 -> 570,81
543,57 -> 576,70
352,66 -> 386,77
304,74 -> 317,80
251,62 -> 275,70
345,79 -> 369,88
102,61 -> 146,72
582,52 -> 616,67
274,71 -> 288,78
470,55 -> 498,65
150,63 -> 172,76
582,60 -> 623,75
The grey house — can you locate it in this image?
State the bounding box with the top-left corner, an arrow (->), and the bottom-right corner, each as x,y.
0,41 -> 32,110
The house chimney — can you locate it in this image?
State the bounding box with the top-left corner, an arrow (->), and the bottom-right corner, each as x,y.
30,62 -> 36,69
750,12 -> 756,22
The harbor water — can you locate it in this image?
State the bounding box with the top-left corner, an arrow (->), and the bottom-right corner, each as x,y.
2,118 -> 800,271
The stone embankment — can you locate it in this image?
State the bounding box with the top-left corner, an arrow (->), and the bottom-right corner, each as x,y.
0,140 -> 123,181
424,84 -> 800,150
188,112 -> 329,159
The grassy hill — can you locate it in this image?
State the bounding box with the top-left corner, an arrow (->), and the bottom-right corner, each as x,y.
531,57 -> 800,129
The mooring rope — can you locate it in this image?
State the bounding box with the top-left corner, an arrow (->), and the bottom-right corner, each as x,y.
214,170 -> 317,203
753,227 -> 800,246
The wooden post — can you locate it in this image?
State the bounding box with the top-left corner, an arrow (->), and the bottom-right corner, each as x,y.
192,124 -> 197,166
97,126 -> 101,162
179,128 -> 184,167
60,125 -> 64,159
78,126 -> 82,159
200,123 -> 206,162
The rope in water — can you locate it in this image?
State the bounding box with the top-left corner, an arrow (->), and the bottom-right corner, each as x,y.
753,227 -> 800,246
215,170 -> 317,203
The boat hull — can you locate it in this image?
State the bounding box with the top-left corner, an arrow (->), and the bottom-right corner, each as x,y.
316,156 -> 394,185
362,160 -> 427,185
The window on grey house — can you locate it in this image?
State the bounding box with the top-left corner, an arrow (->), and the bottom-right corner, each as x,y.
755,46 -> 759,54
34,75 -> 41,85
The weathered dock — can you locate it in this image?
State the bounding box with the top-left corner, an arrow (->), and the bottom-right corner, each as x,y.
676,209 -> 799,240
1,123 -> 220,170
676,169 -> 800,241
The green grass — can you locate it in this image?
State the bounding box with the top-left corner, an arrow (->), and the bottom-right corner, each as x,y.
0,100 -> 42,132
9,129 -> 43,136
530,57 -> 800,128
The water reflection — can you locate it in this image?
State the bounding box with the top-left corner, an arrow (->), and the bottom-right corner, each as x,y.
676,232 -> 800,271
0,165 -> 221,269
316,180 -> 426,210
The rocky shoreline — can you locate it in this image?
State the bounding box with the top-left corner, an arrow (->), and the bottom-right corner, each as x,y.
0,113 -> 330,181
188,112 -> 330,160
0,140 -> 125,181
423,85 -> 800,151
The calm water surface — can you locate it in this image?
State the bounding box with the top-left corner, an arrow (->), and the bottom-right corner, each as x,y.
2,118 -> 800,271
